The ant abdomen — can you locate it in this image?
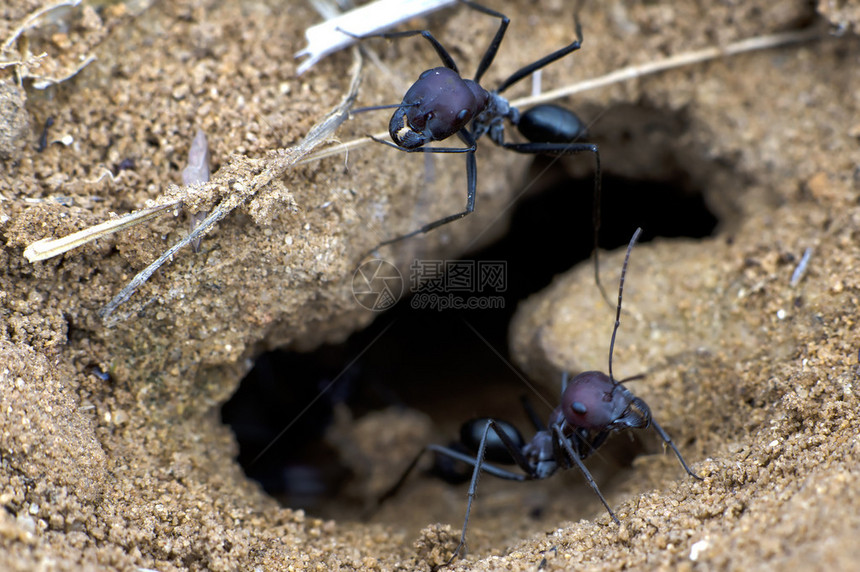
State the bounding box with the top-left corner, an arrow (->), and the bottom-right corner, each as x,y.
460,418 -> 525,464
517,104 -> 588,144
430,418 -> 526,483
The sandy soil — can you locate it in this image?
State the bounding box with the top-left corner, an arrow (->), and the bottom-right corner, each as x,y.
1,0 -> 859,570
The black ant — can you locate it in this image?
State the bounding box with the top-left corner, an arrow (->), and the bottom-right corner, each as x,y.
345,0 -> 601,254
379,228 -> 702,563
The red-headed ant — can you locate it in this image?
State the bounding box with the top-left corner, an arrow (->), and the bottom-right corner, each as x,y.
379,228 -> 702,563
344,1 -> 601,254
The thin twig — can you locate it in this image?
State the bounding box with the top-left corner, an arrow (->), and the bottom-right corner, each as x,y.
512,27 -> 824,109
98,50 -> 365,322
790,247 -> 813,287
98,207 -> 222,324
30,54 -> 97,90
23,203 -> 177,262
2,0 -> 82,51
0,52 -> 47,69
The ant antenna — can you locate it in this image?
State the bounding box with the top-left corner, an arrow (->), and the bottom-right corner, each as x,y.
560,371 -> 570,397
572,0 -> 585,51
607,227 -> 642,382
350,102 -> 419,116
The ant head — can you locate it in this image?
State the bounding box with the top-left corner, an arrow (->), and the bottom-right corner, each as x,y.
561,371 -> 626,430
560,373 -> 652,431
389,68 -> 487,148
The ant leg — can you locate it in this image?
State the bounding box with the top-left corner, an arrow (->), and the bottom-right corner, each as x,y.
496,39 -> 582,94
495,1 -> 586,93
425,442 -> 529,481
350,102 -> 418,116
553,425 -> 621,524
519,395 -> 547,432
496,140 -> 611,305
455,0 -> 510,84
449,419 -> 536,564
371,129 -> 478,250
429,443 -> 531,481
378,441 -> 527,508
368,134 -> 474,154
575,429 -> 610,462
377,445 -> 431,505
338,28 -> 459,73
649,418 -> 703,480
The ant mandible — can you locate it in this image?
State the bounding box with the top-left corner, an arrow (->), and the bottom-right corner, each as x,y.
379,228 -> 703,563
344,0 -> 601,252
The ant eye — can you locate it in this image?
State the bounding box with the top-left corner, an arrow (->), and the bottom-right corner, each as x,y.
571,402 -> 587,415
456,109 -> 469,122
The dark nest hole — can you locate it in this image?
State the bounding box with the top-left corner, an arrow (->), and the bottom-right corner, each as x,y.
221,103 -> 731,524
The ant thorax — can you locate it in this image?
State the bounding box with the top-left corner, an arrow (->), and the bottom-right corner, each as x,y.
472,92 -> 516,142
521,429 -> 558,479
